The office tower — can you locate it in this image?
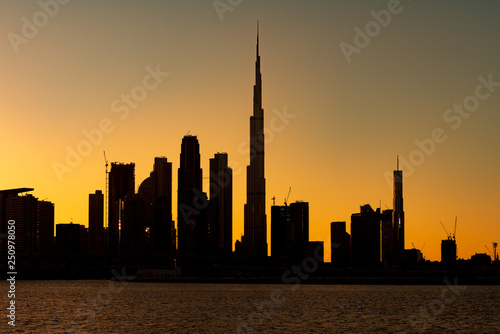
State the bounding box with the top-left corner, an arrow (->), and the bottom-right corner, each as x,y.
244,25 -> 267,257
393,157 -> 405,263
381,209 -> 393,265
330,221 -> 351,265
0,189 -> 55,257
121,195 -> 146,255
351,204 -> 381,266
271,201 -> 309,261
209,153 -> 233,255
150,157 -> 174,256
38,200 -> 55,256
88,190 -> 104,254
289,201 -> 309,260
6,194 -> 38,256
0,189 -> 34,257
108,162 -> 135,254
178,135 -> 207,256
441,238 -> 457,264
56,223 -> 82,254
271,204 -> 290,260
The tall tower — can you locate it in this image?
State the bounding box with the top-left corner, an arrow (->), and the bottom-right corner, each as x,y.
393,156 -> 405,263
244,23 -> 267,257
88,190 -> 104,254
209,153 -> 233,255
151,157 -> 174,257
108,163 -> 135,254
178,135 -> 207,256
290,201 -> 309,260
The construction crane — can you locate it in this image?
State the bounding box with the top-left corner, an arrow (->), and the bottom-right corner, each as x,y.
284,187 -> 291,206
104,151 -> 109,229
453,217 -> 457,240
485,245 -> 494,257
440,218 -> 457,241
493,242 -> 498,261
439,221 -> 452,240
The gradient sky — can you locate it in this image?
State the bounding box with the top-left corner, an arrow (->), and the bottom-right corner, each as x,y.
1,0 -> 499,262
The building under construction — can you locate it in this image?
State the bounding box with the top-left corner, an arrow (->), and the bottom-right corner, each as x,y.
440,218 -> 457,264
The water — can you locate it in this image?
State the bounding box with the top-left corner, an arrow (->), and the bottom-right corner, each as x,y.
2,281 -> 500,333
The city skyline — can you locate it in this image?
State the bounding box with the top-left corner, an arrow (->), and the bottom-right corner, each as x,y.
2,1 -> 500,261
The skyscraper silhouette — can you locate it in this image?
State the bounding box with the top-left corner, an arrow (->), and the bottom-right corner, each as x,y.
330,221 -> 351,265
381,209 -> 394,264
121,194 -> 146,255
351,204 -> 381,266
178,135 -> 208,256
108,163 -> 135,254
0,189 -> 54,257
150,157 -> 174,257
88,190 -> 104,254
209,153 -> 233,255
244,24 -> 267,257
38,200 -> 55,256
271,204 -> 290,260
290,201 -> 309,260
393,157 -> 405,263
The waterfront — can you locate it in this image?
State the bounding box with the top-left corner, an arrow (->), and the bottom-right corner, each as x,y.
1,281 -> 499,333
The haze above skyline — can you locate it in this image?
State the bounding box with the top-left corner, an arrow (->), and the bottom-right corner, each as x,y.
1,0 -> 499,261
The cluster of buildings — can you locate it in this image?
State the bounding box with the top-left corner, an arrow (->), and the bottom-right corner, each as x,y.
329,162 -> 406,267
2,28 -> 496,272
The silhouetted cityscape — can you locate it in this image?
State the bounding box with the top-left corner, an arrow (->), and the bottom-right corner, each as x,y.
0,29 -> 498,284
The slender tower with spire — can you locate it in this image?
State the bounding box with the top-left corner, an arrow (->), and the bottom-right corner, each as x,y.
393,156 -> 405,263
243,23 -> 267,257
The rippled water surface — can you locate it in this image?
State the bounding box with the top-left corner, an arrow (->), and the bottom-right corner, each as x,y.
2,281 -> 500,333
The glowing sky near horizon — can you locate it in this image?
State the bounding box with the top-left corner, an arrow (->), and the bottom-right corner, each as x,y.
1,0 -> 499,261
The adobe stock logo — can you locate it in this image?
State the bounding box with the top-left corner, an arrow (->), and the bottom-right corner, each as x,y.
384,73 -> 499,187
339,0 -> 409,64
52,65 -> 169,182
213,0 -> 244,21
7,0 -> 71,54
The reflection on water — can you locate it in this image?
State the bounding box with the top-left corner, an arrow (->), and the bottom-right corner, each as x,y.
1,281 -> 499,333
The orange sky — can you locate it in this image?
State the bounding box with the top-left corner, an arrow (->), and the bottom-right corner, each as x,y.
1,1 -> 499,261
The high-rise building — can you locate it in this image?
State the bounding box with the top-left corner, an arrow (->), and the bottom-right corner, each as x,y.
0,189 -> 55,258
88,190 -> 104,254
393,157 -> 405,263
108,163 -> 135,254
441,238 -> 457,264
0,189 -> 33,257
6,194 -> 38,256
381,209 -> 393,265
271,205 -> 290,260
150,157 -> 174,256
121,195 -> 146,255
178,135 -> 208,256
38,200 -> 55,256
351,204 -> 381,266
330,221 -> 351,265
209,153 -> 233,255
270,201 -> 309,261
244,25 -> 267,257
289,201 -> 309,260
